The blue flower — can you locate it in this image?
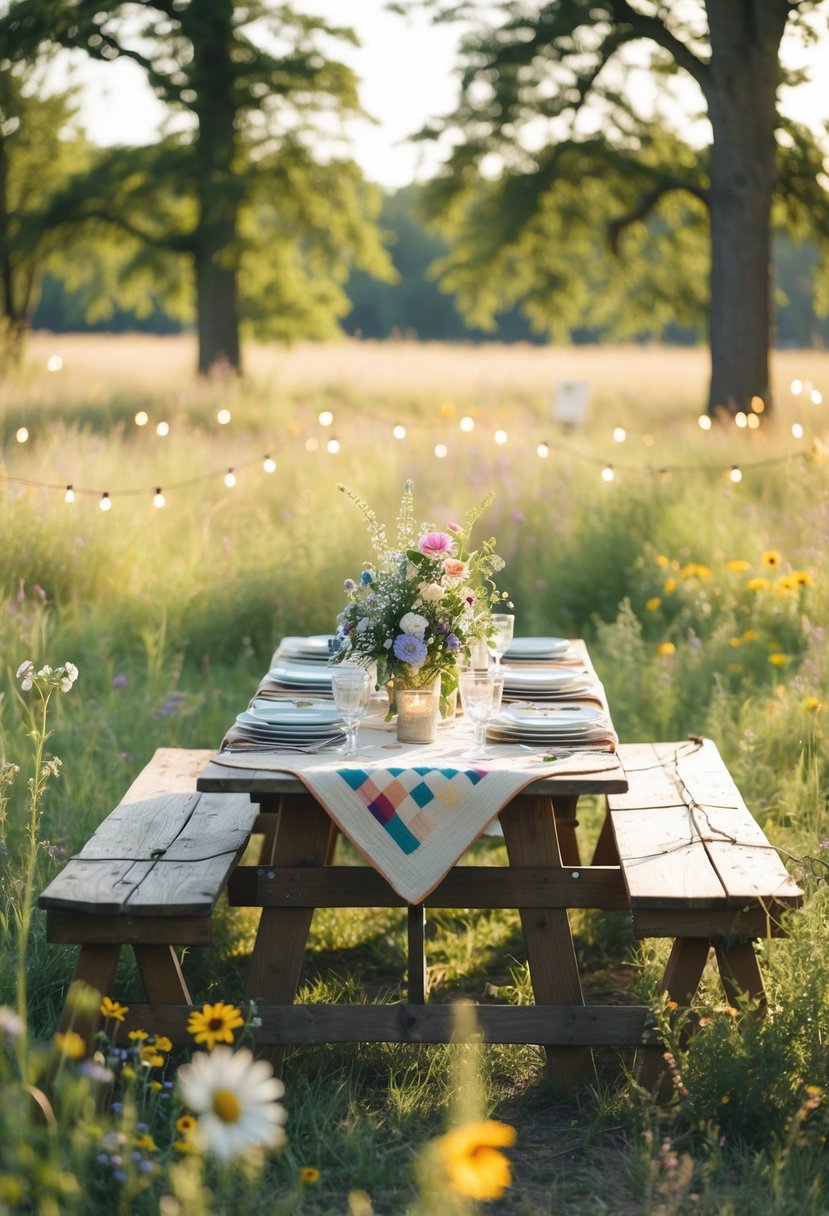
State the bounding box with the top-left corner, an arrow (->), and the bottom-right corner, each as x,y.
393,634 -> 428,667
360,570 -> 374,586
445,633 -> 461,651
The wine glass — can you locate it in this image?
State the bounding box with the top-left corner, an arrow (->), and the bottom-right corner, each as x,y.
487,613 -> 515,668
330,666 -> 373,756
458,671 -> 505,758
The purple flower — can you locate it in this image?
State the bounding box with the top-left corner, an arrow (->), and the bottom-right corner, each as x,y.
393,634 -> 428,668
445,633 -> 461,652
112,674 -> 128,688
343,578 -> 356,593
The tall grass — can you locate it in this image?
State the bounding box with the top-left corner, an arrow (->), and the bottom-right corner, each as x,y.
0,336 -> 828,1212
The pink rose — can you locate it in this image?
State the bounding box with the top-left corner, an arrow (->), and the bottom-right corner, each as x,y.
443,558 -> 467,579
418,531 -> 455,558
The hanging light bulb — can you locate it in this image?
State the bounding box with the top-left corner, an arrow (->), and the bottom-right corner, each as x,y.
153,487 -> 166,508
729,465 -> 743,483
64,485 -> 75,505
224,469 -> 237,488
263,455 -> 276,473
99,492 -> 112,511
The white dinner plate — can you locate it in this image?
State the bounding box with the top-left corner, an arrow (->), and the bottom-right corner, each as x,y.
241,703 -> 343,727
501,668 -> 585,689
498,703 -> 602,728
504,636 -> 571,659
269,663 -> 334,686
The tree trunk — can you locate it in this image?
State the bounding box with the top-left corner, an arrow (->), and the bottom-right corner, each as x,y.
188,0 -> 243,376
704,0 -> 789,417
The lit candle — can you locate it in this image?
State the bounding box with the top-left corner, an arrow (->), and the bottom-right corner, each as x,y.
396,688 -> 440,744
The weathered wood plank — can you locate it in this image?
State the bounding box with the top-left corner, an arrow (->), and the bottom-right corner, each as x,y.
227,864 -> 629,910
610,805 -> 726,907
121,747 -> 217,803
118,1002 -> 655,1047
633,905 -> 793,939
46,912 -> 213,945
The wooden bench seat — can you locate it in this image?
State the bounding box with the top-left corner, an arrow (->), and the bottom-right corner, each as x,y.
607,738 -> 804,1082
39,748 -> 258,1044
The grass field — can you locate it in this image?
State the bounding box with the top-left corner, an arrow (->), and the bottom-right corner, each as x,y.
1,334 -> 829,1214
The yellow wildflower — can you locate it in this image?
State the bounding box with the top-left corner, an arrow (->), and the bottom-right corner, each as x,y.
768,653 -> 788,667
679,562 -> 711,580
655,555 -> 669,567
186,1001 -> 245,1050
134,1133 -> 156,1153
128,1029 -> 149,1042
806,1085 -> 824,1098
657,642 -> 676,657
141,1050 -> 166,1069
54,1031 -> 86,1060
149,1081 -> 163,1092
176,1115 -> 198,1135
122,1066 -> 137,1080
792,570 -> 813,588
761,550 -> 782,568
153,1036 -> 173,1053
645,597 -> 661,612
721,1094 -> 731,1105
804,697 -> 822,713
99,996 -> 128,1022
300,1167 -> 321,1185
726,559 -> 751,573
435,1120 -> 516,1202
663,577 -> 678,594
173,1139 -> 196,1155
729,637 -> 741,649
746,577 -> 770,592
742,629 -> 759,642
773,575 -> 796,594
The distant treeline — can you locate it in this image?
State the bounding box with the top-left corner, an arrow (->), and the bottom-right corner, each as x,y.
32,185 -> 829,348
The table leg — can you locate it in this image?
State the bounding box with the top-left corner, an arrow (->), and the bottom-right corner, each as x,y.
714,940 -> 766,1010
591,806 -> 620,865
500,795 -> 595,1091
134,945 -> 192,1006
245,793 -> 336,1076
407,906 -> 427,1004
551,795 -> 581,866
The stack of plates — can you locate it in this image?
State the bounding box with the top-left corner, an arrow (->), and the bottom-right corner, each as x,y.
501,667 -> 597,702
233,699 -> 345,748
267,657 -> 335,696
275,635 -> 336,665
488,702 -> 611,746
503,636 -> 573,663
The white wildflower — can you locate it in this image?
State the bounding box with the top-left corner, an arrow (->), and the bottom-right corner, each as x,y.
417,582 -> 445,603
176,1046 -> 287,1161
16,660 -> 34,690
58,662 -> 79,692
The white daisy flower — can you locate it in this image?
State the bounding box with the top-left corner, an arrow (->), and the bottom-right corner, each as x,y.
176,1046 -> 287,1161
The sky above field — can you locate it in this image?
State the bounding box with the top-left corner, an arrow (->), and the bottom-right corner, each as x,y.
56,1 -> 829,190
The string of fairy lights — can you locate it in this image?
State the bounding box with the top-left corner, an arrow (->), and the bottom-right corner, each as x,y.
2,368 -> 825,509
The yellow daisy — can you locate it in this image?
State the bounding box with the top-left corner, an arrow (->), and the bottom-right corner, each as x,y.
128,1029 -> 149,1042
742,629 -> 759,642
768,653 -> 788,667
761,550 -> 782,569
663,577 -> 677,594
54,1031 -> 86,1059
729,637 -> 741,649
99,996 -> 128,1022
187,1002 -> 245,1050
176,1115 -> 198,1135
657,642 -> 676,657
726,560 -> 750,573
792,570 -> 813,588
435,1120 -> 516,1202
300,1167 -> 321,1184
746,577 -> 770,592
153,1036 -> 174,1053
655,554 -> 670,568
804,697 -> 822,713
134,1133 -> 157,1153
645,597 -> 661,612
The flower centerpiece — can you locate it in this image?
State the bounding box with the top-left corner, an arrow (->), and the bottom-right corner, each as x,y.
330,481 -> 509,715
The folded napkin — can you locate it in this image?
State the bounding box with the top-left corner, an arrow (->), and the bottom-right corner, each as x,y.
210,727 -> 621,903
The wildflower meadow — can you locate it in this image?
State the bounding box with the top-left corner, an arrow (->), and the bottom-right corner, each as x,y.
1,334 -> 829,1213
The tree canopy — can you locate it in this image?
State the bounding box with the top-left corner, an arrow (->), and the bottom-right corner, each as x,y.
0,0 -> 396,371
411,0 -> 829,413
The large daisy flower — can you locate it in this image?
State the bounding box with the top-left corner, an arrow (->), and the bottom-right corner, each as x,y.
176,1046 -> 287,1161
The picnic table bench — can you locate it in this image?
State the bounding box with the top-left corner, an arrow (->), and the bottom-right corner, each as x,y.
39,737 -> 804,1091
39,748 -> 259,1044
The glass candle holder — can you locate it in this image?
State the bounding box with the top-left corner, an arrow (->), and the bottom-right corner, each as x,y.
396,686 -> 440,744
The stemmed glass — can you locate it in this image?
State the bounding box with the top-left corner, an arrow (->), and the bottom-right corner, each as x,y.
330,666 -> 373,756
487,613 -> 515,668
458,671 -> 505,758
